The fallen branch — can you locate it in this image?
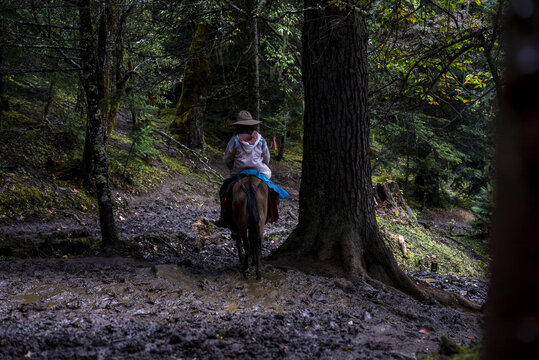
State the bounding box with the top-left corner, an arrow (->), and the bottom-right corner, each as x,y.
287,210 -> 298,221
144,235 -> 181,257
152,128 -> 224,183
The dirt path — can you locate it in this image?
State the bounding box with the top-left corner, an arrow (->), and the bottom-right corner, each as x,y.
0,178 -> 485,359
1,255 -> 483,360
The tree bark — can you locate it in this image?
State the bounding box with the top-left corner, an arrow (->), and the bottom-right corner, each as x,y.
107,3 -> 135,137
0,21 -> 9,116
275,117 -> 286,161
271,1 -> 421,297
171,20 -> 212,150
246,0 -> 261,121
42,80 -> 55,123
78,0 -> 120,249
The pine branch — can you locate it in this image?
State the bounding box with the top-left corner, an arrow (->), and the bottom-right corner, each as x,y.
0,67 -> 81,74
0,16 -> 79,30
2,44 -> 83,51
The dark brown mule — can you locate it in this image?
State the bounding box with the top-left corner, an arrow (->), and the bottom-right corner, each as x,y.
229,175 -> 268,280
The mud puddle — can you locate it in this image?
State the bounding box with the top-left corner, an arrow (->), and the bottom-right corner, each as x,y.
0,253 -> 484,360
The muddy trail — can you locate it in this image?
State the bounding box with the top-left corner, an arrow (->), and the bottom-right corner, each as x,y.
0,178 -> 486,359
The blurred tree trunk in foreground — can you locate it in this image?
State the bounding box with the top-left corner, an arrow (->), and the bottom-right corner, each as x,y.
485,1 -> 539,358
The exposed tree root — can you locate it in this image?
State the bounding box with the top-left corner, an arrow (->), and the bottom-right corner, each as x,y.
266,252 -> 482,313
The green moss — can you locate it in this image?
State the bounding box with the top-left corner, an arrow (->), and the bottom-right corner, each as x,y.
109,132 -> 132,146
0,182 -> 54,216
159,154 -> 211,183
110,157 -> 167,193
53,181 -> 94,212
378,215 -> 488,277
372,175 -> 395,184
281,144 -> 303,164
160,154 -> 189,173
0,110 -> 35,128
419,341 -> 482,359
157,107 -> 176,126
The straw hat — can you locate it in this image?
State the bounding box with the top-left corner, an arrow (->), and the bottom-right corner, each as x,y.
232,110 -> 261,126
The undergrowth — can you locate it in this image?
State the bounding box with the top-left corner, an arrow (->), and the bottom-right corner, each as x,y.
378,215 -> 488,277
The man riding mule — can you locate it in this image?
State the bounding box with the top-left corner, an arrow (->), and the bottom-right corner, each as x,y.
215,110 -> 289,279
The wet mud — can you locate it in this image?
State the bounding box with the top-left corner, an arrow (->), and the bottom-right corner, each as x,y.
1,255 -> 484,360
0,180 -> 486,359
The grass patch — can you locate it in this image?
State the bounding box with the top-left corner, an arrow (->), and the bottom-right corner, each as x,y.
109,155 -> 166,193
378,216 -> 487,277
160,153 -> 190,173
457,235 -> 491,260
279,143 -> 303,164
0,172 -> 94,218
0,182 -> 54,216
0,110 -> 36,129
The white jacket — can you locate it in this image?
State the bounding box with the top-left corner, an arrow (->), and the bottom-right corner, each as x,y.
225,131 -> 271,179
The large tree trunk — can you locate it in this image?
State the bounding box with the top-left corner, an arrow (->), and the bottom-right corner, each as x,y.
78,0 -> 120,249
485,3 -> 539,358
171,20 -> 212,150
272,1 -> 421,296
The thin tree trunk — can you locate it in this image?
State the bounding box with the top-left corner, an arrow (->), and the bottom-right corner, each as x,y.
247,0 -> 261,121
42,81 -> 55,123
107,3 -> 135,136
0,24 -> 9,117
107,3 -> 122,136
78,0 -> 119,249
275,116 -> 286,161
97,0 -> 112,143
271,1 -> 421,297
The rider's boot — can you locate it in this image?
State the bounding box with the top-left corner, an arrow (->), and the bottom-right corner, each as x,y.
214,204 -> 229,228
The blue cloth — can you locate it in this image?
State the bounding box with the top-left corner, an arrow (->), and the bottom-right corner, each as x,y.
237,169 -> 290,199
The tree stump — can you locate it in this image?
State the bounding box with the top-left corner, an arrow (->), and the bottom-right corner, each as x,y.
375,181 -> 417,223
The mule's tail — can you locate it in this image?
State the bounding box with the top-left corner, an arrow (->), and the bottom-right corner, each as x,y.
245,177 -> 262,259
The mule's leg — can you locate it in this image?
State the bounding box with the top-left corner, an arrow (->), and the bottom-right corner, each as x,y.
231,230 -> 243,267
255,252 -> 261,280
255,226 -> 263,280
242,234 -> 250,278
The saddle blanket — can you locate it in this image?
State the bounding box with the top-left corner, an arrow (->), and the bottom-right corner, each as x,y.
236,169 -> 290,199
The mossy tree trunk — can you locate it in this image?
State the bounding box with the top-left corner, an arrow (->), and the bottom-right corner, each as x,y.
272,1 -> 423,298
78,0 -> 120,249
170,20 -> 213,150
107,3 -> 136,137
